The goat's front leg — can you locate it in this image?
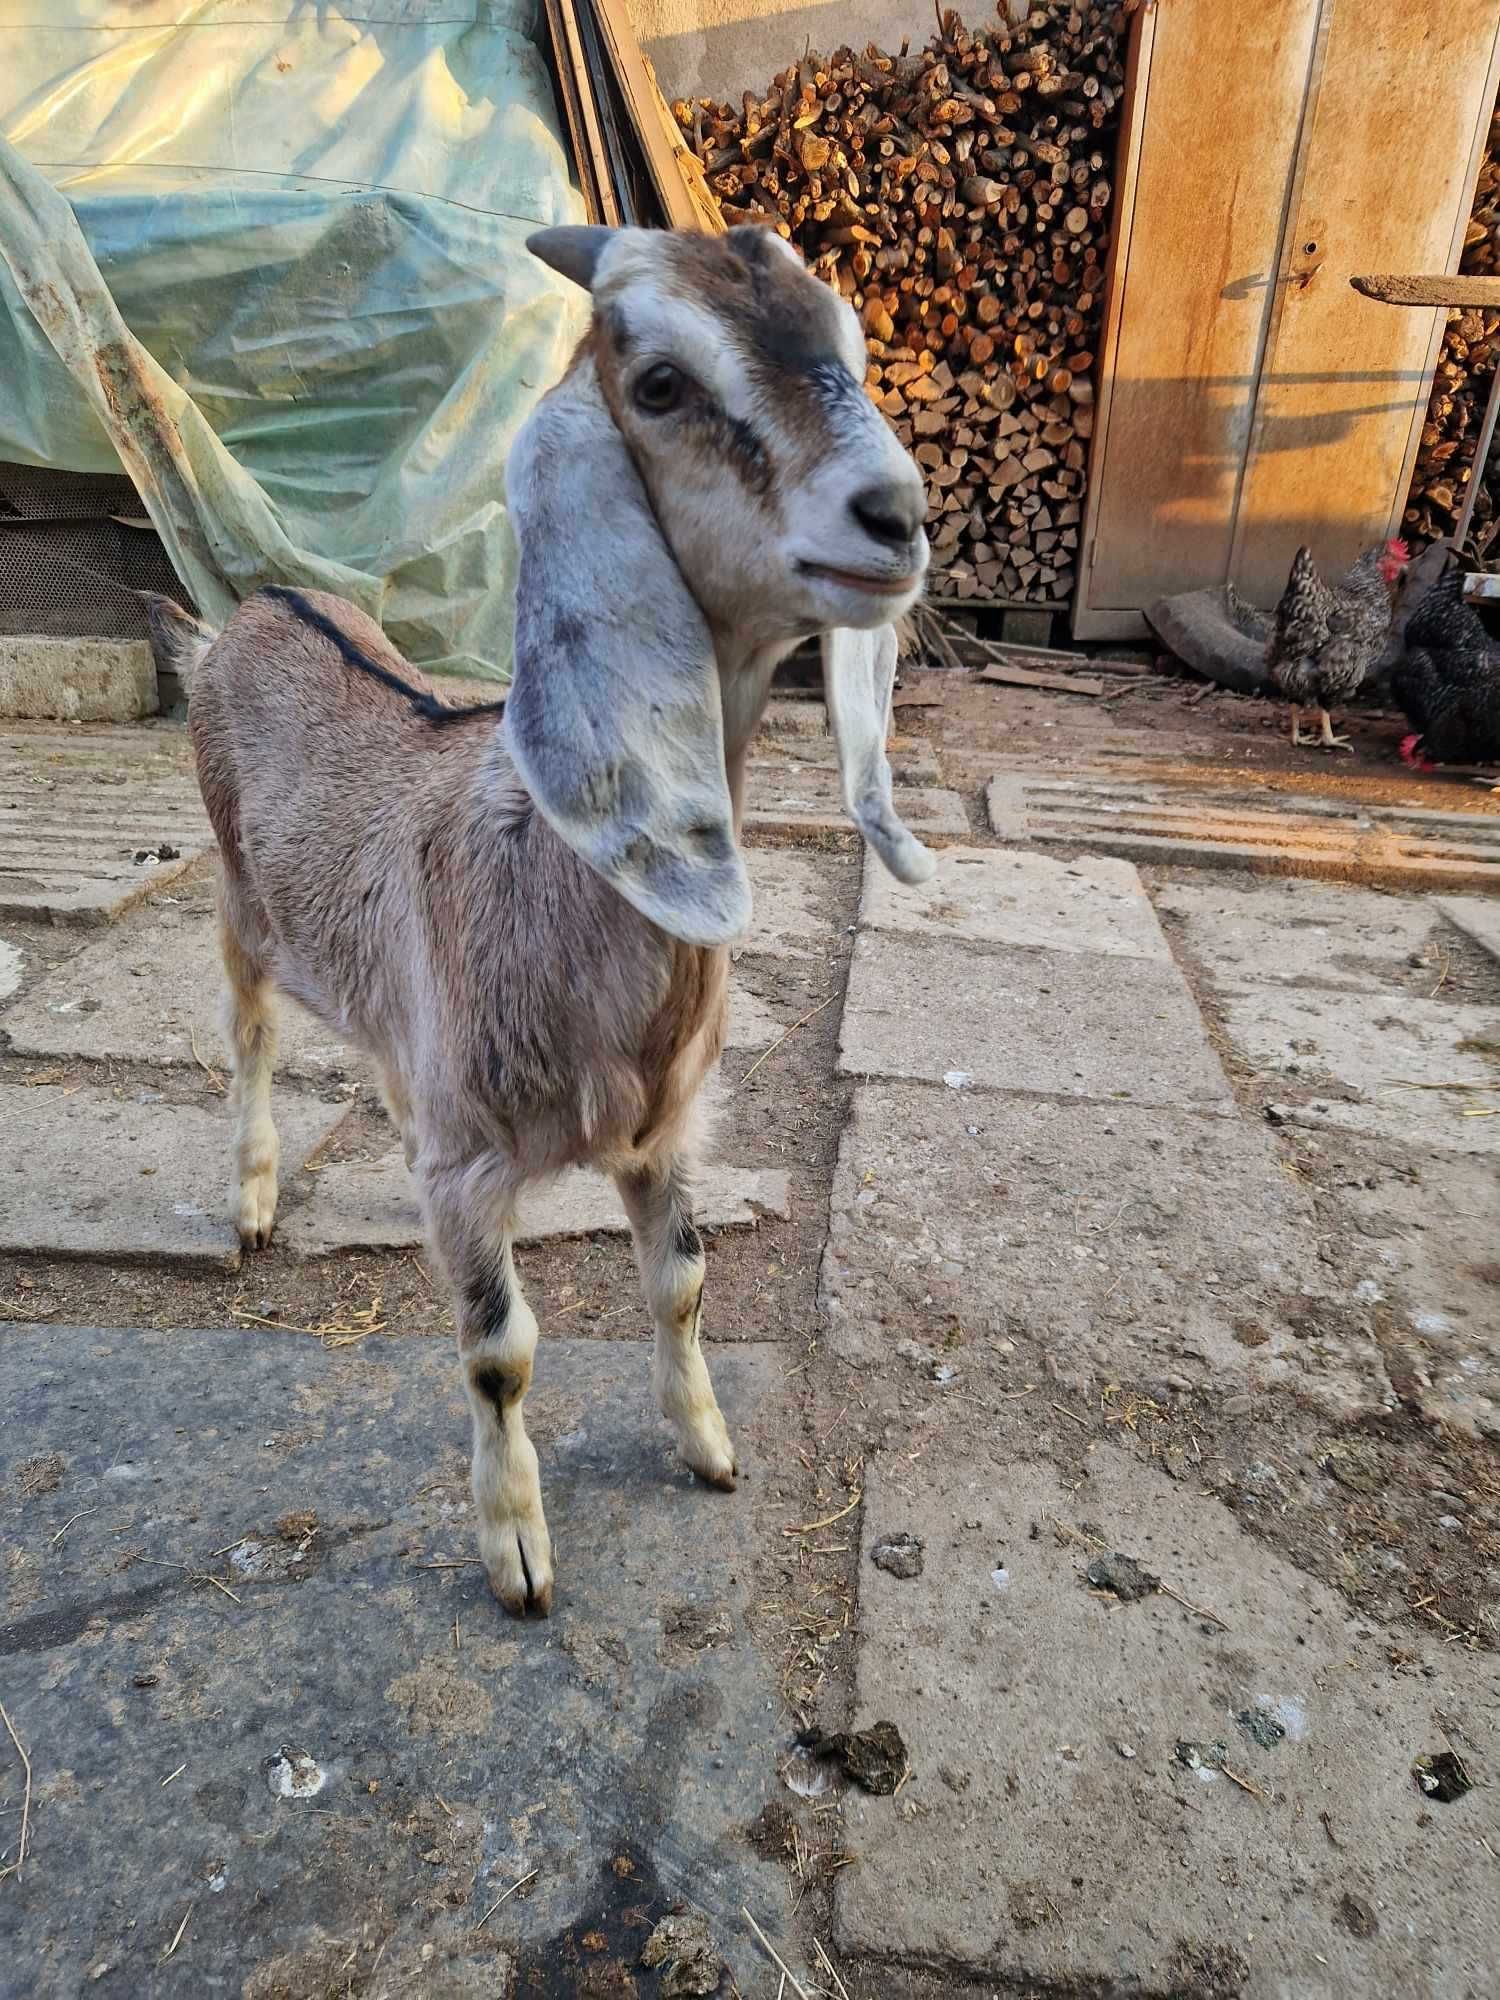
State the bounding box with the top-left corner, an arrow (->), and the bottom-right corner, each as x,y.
615,1159 -> 736,1490
377,1063 -> 417,1171
422,1160 -> 554,1616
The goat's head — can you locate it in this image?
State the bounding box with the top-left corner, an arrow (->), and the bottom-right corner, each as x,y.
533,223 -> 927,641
504,224 -> 937,950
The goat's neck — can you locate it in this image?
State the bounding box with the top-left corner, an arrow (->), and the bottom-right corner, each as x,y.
712,629 -> 794,824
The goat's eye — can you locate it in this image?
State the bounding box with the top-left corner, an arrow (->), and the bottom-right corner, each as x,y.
634,363 -> 684,414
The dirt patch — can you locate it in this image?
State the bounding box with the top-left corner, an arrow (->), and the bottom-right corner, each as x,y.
385,1661 -> 496,1743
241,1919 -> 397,2000
16,1449 -> 65,1497
657,1600 -> 736,1667
896,663 -> 1500,875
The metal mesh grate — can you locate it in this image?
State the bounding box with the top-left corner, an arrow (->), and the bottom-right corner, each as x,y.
0,464 -> 191,638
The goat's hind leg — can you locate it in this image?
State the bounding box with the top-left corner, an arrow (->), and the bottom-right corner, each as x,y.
219,890 -> 280,1249
423,1159 -> 554,1615
616,1158 -> 736,1489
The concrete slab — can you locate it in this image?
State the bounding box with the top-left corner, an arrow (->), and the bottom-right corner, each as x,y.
0,1325 -> 789,1993
1157,877 -> 1441,993
861,845 -> 1171,962
280,1147 -> 791,1259
1286,1128 -> 1500,1441
836,1446 -> 1500,1997
741,847 -> 838,963
0,1084 -> 346,1271
0,938 -> 21,1002
1437,894 -> 1500,964
0,635 -> 156,722
758,695 -> 827,737
0,724 -> 212,922
727,977 -> 781,1048
818,1083 -> 1373,1406
751,730 -> 943,786
746,763 -> 968,848
1219,987 -> 1500,1155
986,771 -> 1500,892
0,913 -> 353,1079
838,931 -> 1234,1114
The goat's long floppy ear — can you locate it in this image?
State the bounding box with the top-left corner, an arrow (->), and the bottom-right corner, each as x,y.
504,363 -> 751,947
823,624 -> 938,885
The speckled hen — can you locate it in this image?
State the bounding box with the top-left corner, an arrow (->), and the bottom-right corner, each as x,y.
1264,540 -> 1406,750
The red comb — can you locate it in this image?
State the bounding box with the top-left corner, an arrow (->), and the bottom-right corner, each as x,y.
1387,538 -> 1410,561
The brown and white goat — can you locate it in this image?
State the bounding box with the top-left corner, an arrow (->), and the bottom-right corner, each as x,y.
156,224 -> 933,1616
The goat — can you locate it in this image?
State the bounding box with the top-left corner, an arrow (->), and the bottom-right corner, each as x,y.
151,223 -> 934,1617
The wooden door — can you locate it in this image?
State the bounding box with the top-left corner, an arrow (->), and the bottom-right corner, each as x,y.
1076,0 -> 1500,638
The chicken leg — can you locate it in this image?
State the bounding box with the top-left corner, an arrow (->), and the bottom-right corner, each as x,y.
1292,705 -> 1352,752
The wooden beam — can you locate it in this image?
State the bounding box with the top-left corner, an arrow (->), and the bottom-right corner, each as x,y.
978,662 -> 1108,697
643,55 -> 727,235
539,0 -> 606,222
1350,272 -> 1500,308
545,0 -> 621,225
586,0 -> 726,232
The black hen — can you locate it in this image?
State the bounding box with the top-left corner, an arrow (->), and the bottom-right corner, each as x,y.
1390,549 -> 1500,772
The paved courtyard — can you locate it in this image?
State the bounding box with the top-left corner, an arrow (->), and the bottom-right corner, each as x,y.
1,683 -> 1498,1998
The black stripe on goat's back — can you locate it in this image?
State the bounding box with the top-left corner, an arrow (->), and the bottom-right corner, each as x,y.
260,586 -> 506,727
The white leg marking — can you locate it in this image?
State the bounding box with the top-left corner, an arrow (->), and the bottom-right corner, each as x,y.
617,1159 -> 736,1489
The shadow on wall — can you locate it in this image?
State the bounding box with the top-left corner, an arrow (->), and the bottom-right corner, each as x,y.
634,0 -> 924,102
1091,358 -> 1429,606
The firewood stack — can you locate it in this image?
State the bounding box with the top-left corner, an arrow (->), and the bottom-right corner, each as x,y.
673,3 -> 1131,605
1404,96 -> 1499,555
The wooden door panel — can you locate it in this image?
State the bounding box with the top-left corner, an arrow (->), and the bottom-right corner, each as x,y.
1233,0 -> 1500,602
1079,0 -> 1319,620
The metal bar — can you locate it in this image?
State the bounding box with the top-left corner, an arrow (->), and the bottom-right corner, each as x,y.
1456,351 -> 1500,554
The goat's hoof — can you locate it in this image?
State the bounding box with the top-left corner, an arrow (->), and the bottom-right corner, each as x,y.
484,1522 -> 554,1618
235,1173 -> 279,1250
694,1460 -> 738,1493
681,1419 -> 738,1492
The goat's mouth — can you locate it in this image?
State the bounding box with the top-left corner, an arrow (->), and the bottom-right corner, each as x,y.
796,560 -> 922,597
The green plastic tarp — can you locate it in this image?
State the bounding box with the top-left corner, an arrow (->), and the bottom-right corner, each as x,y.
0,2 -> 590,678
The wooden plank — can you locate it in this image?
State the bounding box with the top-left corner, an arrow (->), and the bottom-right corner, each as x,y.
1231,1 -> 1500,603
1074,0 -> 1320,622
968,639 -> 1144,676
643,55 -> 728,235
1073,0 -> 1155,642
978,663 -> 1108,697
1351,273 -> 1500,309
539,0 -> 605,222
550,0 -> 621,226
588,0 -> 724,232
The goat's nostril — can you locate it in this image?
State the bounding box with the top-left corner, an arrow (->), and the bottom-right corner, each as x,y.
850,482 -> 922,550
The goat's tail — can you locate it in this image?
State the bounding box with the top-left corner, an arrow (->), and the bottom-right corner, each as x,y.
144,593 -> 218,686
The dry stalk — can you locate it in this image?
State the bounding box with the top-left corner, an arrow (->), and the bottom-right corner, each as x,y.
782,1490 -> 863,1537
738,995 -> 836,1086
0,1705 -> 32,1884
475,1866 -> 537,1929
743,1908 -> 814,2000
